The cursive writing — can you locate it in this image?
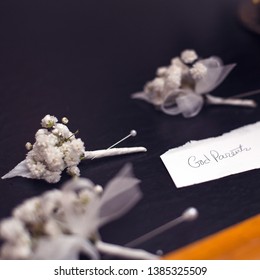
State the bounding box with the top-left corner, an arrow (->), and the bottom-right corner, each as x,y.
188,144 -> 251,168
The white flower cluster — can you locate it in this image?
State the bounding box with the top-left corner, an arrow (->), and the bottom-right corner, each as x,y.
132,49 -> 247,117
2,117 -> 148,183
25,115 -> 85,183
0,180 -> 101,259
143,49 -> 207,105
0,164 -> 156,260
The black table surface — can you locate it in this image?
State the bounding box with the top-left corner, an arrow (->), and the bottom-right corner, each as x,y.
0,0 -> 260,258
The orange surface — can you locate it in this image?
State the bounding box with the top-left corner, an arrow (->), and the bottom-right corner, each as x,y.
162,214 -> 260,260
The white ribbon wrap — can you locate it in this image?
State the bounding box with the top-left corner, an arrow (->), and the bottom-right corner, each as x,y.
2,147 -> 147,182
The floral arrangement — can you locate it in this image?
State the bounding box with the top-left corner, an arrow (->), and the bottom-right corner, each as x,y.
0,164 -> 157,260
2,115 -> 146,183
132,49 -> 256,118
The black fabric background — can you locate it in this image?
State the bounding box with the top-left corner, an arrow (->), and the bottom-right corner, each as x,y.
0,0 -> 260,258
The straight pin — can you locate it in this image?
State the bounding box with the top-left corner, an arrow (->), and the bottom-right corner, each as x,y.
91,130 -> 137,160
107,130 -> 137,150
230,88 -> 260,99
125,207 -> 199,248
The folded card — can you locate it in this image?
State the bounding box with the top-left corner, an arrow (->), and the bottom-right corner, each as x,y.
161,122 -> 260,188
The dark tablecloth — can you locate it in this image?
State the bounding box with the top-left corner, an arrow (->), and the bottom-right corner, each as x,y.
0,0 -> 260,258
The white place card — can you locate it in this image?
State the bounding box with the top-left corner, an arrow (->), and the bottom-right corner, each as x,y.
160,122 -> 260,188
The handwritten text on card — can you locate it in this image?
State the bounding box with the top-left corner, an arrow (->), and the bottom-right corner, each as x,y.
160,122 -> 260,188
187,144 -> 251,169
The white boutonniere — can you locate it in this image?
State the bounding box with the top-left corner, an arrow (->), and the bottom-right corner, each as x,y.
0,164 -> 157,260
132,49 -> 256,118
2,115 -> 146,183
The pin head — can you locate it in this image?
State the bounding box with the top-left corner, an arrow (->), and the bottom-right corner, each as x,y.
130,130 -> 137,137
94,185 -> 103,194
182,207 -> 199,221
156,249 -> 163,256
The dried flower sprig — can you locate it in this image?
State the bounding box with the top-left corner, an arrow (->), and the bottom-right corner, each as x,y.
2,115 -> 147,183
0,164 -> 157,260
132,49 -> 257,118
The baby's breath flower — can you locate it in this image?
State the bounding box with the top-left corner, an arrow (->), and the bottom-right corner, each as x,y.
144,77 -> 165,94
25,142 -> 32,151
41,190 -> 64,219
44,170 -> 61,184
67,166 -> 80,177
1,243 -> 31,259
43,146 -> 64,172
36,133 -> 58,147
26,158 -> 46,178
0,218 -> 30,244
52,128 -> 59,136
78,188 -> 96,204
54,123 -> 71,139
170,57 -> 190,75
43,219 -> 63,236
156,67 -> 168,76
15,115 -> 86,183
41,115 -> 58,129
13,197 -> 42,224
170,57 -> 182,65
63,138 -> 85,167
164,66 -> 182,90
143,78 -> 165,104
62,117 -> 69,124
190,62 -> 208,80
180,49 -> 198,64
35,128 -> 49,137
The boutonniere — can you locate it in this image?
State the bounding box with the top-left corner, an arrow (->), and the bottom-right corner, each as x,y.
0,164 -> 157,260
2,115 -> 146,183
132,50 -> 256,118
